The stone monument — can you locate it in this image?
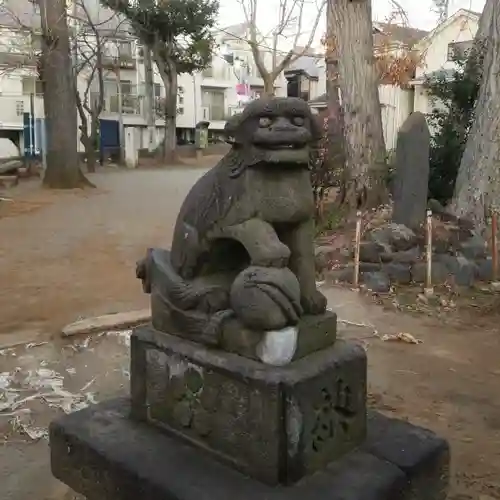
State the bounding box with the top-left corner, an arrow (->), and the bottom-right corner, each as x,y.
49,98 -> 449,500
392,111 -> 430,229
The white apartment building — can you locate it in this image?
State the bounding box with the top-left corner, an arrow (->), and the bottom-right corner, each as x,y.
0,1 -> 292,157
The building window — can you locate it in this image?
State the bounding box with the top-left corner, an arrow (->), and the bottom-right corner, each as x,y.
117,41 -> 132,58
154,83 -> 162,98
178,86 -> 184,94
120,80 -> 132,95
21,76 -> 43,95
135,42 -> 144,58
178,95 -> 184,104
16,101 -> 24,116
447,40 -> 473,61
178,107 -> 184,115
202,90 -> 225,120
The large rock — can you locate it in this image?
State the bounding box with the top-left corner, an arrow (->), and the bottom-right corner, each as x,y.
327,263 -> 381,284
315,245 -> 340,273
363,272 -> 391,293
359,241 -> 384,263
438,255 -> 477,287
392,112 -> 430,229
459,235 -> 487,260
381,247 -> 420,264
368,223 -> 418,252
383,263 -> 411,285
411,261 -> 449,284
476,258 -> 493,282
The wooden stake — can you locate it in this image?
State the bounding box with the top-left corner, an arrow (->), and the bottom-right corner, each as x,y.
353,211 -> 362,287
491,208 -> 498,282
424,209 -> 433,296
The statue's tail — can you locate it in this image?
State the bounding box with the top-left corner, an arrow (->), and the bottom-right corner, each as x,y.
136,248 -> 231,344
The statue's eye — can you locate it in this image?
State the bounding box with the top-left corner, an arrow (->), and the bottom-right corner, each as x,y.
292,116 -> 305,126
259,117 -> 272,128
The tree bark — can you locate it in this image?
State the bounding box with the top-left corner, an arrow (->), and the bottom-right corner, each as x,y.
140,0 -> 156,152
39,0 -> 93,188
144,48 -> 156,152
325,1 -> 347,205
262,77 -> 275,97
154,51 -> 177,163
450,0 -> 499,229
326,0 -> 387,209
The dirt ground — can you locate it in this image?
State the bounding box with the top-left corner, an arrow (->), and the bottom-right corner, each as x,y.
0,167 -> 499,499
0,165 -> 208,340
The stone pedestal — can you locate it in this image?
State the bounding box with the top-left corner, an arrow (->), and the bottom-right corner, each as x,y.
130,326 -> 365,485
49,322 -> 450,499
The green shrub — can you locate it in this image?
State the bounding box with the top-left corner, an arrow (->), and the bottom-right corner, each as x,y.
424,53 -> 480,204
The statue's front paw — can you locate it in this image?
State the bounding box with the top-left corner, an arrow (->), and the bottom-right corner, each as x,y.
252,242 -> 291,268
301,289 -> 327,315
136,255 -> 151,293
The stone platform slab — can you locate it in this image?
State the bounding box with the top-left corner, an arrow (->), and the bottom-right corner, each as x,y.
49,399 -> 449,500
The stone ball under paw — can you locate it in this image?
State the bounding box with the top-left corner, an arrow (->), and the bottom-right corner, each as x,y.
230,266 -> 302,331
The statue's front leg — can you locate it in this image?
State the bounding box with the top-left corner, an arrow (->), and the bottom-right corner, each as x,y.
213,218 -> 290,268
280,219 -> 327,315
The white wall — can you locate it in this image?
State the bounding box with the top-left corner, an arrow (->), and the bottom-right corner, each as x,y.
379,84 -> 414,151
413,10 -> 479,117
415,12 -> 478,79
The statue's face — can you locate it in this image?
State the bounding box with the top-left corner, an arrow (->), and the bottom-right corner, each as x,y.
224,97 -> 322,167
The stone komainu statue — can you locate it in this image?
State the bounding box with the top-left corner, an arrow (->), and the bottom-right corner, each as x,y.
137,97 -> 327,346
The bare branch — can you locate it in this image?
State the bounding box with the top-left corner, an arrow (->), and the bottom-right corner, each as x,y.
235,0 -> 326,93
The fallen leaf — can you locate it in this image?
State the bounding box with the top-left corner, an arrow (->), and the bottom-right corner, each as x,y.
380,332 -> 422,344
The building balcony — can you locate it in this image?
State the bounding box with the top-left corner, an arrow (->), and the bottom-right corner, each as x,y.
201,67 -> 232,88
102,94 -> 143,115
102,55 -> 136,70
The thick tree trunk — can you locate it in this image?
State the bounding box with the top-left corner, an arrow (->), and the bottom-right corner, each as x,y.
155,55 -> 177,163
326,0 -> 387,209
140,0 -> 157,152
39,0 -> 92,188
325,4 -> 347,204
450,0 -> 500,229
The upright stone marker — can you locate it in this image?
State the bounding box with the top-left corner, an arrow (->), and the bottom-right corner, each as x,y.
392,111 -> 430,228
49,98 -> 449,500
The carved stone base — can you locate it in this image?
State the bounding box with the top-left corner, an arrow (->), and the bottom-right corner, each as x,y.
49,399 -> 450,500
130,325 -> 366,486
220,311 -> 337,363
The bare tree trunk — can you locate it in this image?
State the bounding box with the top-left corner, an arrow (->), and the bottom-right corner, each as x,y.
327,0 -> 387,209
263,77 -> 274,96
75,92 -> 96,173
144,49 -> 156,152
155,55 -> 177,163
39,0 -> 92,188
450,0 -> 499,229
